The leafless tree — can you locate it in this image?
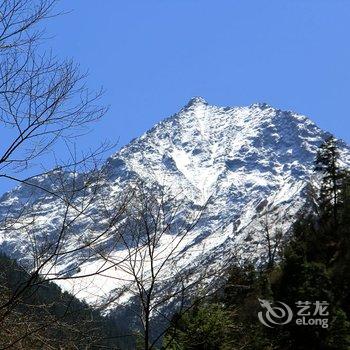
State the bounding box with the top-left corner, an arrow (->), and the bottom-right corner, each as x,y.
0,1 -> 123,348
258,200 -> 292,269
0,164 -> 136,348
0,3 -> 252,349
0,1 -> 107,179
89,181 -> 231,349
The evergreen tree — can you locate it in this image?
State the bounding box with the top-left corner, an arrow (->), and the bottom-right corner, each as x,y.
270,139 -> 350,349
164,303 -> 231,350
315,136 -> 345,225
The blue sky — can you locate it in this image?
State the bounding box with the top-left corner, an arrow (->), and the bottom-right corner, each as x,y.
2,0 -> 350,193
47,0 -> 350,148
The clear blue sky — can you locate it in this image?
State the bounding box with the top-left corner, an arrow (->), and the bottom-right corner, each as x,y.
2,0 -> 350,193
47,0 -> 350,147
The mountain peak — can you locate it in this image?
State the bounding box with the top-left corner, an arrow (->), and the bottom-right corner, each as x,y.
249,102 -> 272,110
185,96 -> 208,108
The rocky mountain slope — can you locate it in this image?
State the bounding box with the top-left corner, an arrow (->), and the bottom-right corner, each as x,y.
0,97 -> 349,308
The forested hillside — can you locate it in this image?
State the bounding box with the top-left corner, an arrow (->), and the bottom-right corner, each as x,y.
0,253 -> 134,349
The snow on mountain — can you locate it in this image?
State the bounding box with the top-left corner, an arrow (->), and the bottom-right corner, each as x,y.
0,97 -> 349,308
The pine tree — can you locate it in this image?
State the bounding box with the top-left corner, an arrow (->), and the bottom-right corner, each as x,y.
315,136 -> 345,225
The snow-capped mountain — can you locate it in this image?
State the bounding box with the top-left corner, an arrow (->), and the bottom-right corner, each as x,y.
0,97 -> 349,308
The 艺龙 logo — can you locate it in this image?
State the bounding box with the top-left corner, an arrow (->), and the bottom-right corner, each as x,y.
258,298 -> 293,328
258,299 -> 329,328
